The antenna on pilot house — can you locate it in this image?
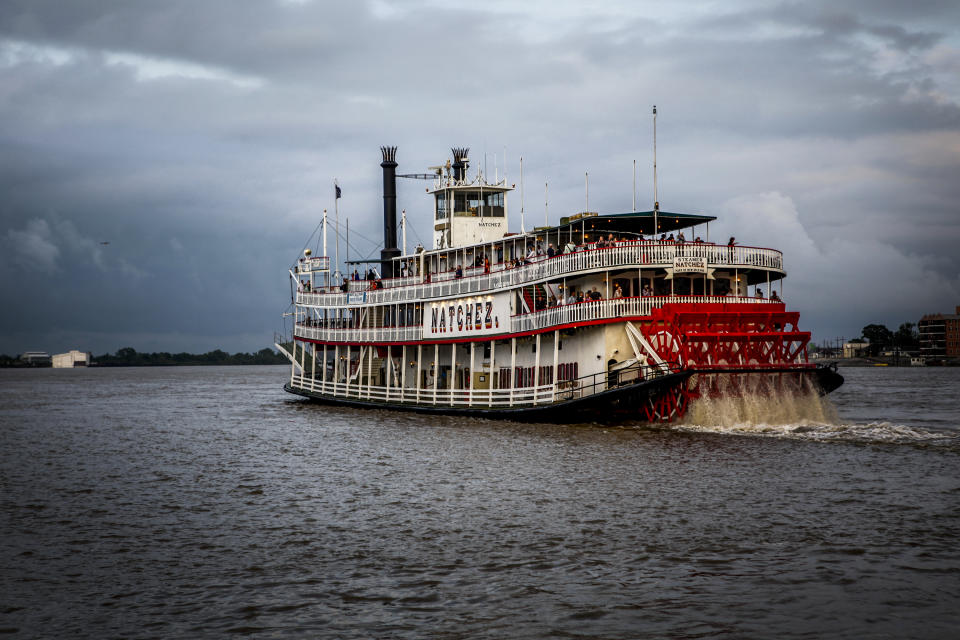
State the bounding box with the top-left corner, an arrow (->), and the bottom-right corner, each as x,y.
652,105 -> 659,236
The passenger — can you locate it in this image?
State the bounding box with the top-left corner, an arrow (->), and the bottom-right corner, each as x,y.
576,290 -> 585,303
483,257 -> 490,274
755,288 -> 764,298
591,288 -> 603,301
455,265 -> 463,279
614,284 -> 623,298
771,291 -> 781,301
564,241 -> 576,254
677,231 -> 685,242
608,233 -> 616,245
547,243 -> 556,258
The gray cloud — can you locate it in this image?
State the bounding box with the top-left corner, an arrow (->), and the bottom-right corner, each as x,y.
1,0 -> 959,355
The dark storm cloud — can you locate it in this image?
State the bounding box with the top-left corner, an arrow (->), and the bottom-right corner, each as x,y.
1,0 -> 959,354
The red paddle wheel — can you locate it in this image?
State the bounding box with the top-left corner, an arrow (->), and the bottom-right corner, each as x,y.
637,302 -> 815,420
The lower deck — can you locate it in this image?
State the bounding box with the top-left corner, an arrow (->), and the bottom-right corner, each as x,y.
283,368 -> 694,423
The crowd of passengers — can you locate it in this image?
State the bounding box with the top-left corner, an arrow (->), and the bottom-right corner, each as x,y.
298,234 -> 746,294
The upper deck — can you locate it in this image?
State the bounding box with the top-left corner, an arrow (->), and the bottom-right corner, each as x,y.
296,238 -> 784,309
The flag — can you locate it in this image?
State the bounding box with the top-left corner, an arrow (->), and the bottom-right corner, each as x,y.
335,184 -> 342,199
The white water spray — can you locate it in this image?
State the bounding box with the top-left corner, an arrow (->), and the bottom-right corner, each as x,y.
682,374 -> 838,429
674,374 -> 956,445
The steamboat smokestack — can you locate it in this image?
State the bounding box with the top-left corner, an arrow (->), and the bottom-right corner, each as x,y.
380,146 -> 400,278
451,147 -> 469,182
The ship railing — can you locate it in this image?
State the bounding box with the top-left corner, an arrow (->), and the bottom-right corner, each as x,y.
291,295 -> 781,344
288,359 -> 681,408
296,242 -> 784,308
509,295 -> 781,333
293,324 -> 422,343
289,373 -> 554,407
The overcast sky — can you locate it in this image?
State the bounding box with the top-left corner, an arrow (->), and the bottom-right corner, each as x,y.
2,0 -> 959,355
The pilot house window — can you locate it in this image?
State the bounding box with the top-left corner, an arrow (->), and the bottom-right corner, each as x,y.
453,191 -> 505,217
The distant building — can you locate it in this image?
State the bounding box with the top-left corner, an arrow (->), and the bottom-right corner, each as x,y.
19,351 -> 51,365
919,305 -> 960,358
843,340 -> 868,358
52,350 -> 92,368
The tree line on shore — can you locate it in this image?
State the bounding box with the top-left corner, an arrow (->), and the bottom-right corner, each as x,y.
813,322 -> 920,357
0,347 -> 288,367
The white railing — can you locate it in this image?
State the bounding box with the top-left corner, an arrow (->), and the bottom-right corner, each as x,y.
296,242 -> 783,308
290,373 -> 554,408
292,295 -> 780,344
294,324 -> 421,344
510,295 -> 779,333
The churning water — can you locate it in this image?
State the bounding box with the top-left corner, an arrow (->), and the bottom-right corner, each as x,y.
2,365 -> 959,639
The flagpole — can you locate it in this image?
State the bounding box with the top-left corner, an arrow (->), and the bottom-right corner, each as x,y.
322,207 -> 328,286
334,179 -> 341,280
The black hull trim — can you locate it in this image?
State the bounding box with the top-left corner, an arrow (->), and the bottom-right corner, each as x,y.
283,371 -> 694,423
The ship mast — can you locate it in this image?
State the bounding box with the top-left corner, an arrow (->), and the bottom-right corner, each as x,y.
653,105 -> 659,236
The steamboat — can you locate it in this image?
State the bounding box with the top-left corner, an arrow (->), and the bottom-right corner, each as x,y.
277,144 -> 842,422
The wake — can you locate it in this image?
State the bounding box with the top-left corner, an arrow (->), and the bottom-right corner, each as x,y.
675,389 -> 958,446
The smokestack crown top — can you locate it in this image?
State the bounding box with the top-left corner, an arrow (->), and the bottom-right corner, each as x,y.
380,146 -> 397,165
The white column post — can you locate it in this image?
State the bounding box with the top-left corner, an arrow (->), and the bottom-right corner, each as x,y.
533,333 -> 541,405
509,337 -> 517,407
291,339 -> 297,386
334,345 -> 339,391
386,347 -> 392,401
469,342 -> 475,407
401,345 -> 407,402
367,344 -> 373,399
552,330 -> 560,402
432,343 -> 439,404
488,340 -> 496,406
450,343 -> 457,406
416,345 -> 422,403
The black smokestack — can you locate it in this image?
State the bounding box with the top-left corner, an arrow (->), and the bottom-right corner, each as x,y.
380,146 -> 400,278
451,147 -> 469,182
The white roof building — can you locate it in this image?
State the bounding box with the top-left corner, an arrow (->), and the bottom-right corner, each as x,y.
52,350 -> 91,368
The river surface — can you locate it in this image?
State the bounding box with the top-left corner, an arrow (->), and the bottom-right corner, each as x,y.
2,365 -> 959,639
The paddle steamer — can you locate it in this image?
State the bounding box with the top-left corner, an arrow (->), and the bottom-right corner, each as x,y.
277,145 -> 842,422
